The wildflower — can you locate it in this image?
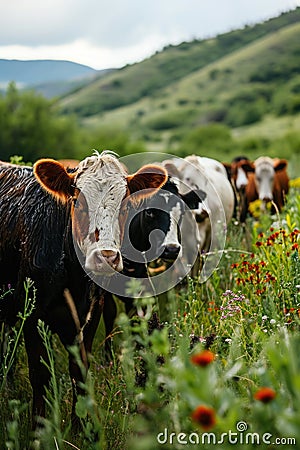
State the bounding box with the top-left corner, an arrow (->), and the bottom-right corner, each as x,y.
254,387 -> 276,403
222,289 -> 233,296
270,319 -> 276,325
292,243 -> 299,250
191,405 -> 216,430
191,350 -> 215,367
255,241 -> 263,247
262,315 -> 268,321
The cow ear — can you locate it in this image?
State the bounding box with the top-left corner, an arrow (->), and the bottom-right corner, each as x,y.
162,161 -> 182,179
181,189 -> 207,210
241,162 -> 255,173
127,165 -> 168,202
34,158 -> 75,202
274,159 -> 287,172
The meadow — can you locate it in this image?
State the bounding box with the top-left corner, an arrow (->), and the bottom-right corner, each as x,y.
0,179 -> 299,450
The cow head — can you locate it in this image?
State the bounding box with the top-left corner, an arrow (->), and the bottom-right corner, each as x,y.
252,157 -> 287,203
229,157 -> 252,191
33,154 -> 167,275
123,178 -> 206,263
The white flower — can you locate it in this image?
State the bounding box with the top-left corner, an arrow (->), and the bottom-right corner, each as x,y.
270,319 -> 276,325
262,315 -> 268,321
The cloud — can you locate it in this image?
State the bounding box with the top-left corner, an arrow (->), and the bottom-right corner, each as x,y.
0,0 -> 299,69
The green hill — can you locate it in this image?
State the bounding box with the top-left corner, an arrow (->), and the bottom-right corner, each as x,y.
58,7 -> 300,118
55,8 -> 300,174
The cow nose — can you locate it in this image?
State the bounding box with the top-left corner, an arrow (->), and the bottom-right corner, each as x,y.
99,249 -> 120,267
101,249 -> 118,258
162,244 -> 181,261
86,248 -> 123,274
261,195 -> 272,202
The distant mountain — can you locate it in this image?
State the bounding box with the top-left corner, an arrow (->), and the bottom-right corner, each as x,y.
0,59 -> 114,97
0,59 -> 98,85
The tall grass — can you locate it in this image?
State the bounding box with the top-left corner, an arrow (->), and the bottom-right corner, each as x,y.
0,190 -> 299,449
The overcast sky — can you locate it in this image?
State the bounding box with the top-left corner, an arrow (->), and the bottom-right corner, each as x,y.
0,0 -> 299,70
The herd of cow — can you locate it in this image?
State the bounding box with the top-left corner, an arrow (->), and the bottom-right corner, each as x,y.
0,152 -> 289,426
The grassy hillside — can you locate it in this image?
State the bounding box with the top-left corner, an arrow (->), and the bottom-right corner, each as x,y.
58,7 -> 300,117
56,8 -> 300,164
80,21 -> 300,158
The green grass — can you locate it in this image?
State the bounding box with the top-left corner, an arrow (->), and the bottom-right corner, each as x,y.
0,187 -> 300,449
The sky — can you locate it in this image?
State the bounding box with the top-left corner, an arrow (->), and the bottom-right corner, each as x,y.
0,0 -> 300,70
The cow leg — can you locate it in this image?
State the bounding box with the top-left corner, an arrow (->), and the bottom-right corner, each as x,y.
23,319 -> 50,425
103,292 -> 117,360
239,194 -> 248,223
68,293 -> 104,424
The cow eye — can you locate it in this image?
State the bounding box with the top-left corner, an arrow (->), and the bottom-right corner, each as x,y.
145,209 -> 155,219
73,197 -> 79,208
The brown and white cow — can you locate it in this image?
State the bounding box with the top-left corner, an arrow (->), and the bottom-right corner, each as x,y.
240,156 -> 289,219
0,152 -> 167,424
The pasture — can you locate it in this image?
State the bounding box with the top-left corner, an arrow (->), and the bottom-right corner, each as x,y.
0,174 -> 300,449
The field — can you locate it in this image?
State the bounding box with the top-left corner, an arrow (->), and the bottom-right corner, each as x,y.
0,179 -> 299,449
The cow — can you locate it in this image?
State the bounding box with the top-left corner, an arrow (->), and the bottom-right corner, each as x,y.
223,156 -> 252,222
159,155 -> 235,279
0,152 -> 168,425
239,156 -> 289,219
102,177 -> 206,355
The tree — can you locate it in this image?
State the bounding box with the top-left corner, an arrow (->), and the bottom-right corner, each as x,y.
0,82 -> 82,162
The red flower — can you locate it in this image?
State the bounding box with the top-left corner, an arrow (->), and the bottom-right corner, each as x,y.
254,387 -> 276,403
292,243 -> 299,250
191,405 -> 216,430
255,241 -> 263,247
191,350 -> 215,367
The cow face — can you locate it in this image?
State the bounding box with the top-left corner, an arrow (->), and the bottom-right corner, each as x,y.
227,157 -> 252,191
254,158 -> 275,202
125,180 -> 205,263
34,155 -> 167,276
254,157 -> 287,202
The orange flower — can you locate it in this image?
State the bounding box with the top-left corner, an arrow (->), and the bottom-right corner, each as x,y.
191,350 -> 215,367
191,405 -> 216,430
254,387 -> 276,403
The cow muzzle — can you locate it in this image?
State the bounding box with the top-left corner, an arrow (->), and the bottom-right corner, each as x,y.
259,193 -> 273,203
85,248 -> 123,275
161,243 -> 181,261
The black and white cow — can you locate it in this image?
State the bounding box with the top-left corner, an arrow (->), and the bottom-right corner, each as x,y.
103,177 -> 205,354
